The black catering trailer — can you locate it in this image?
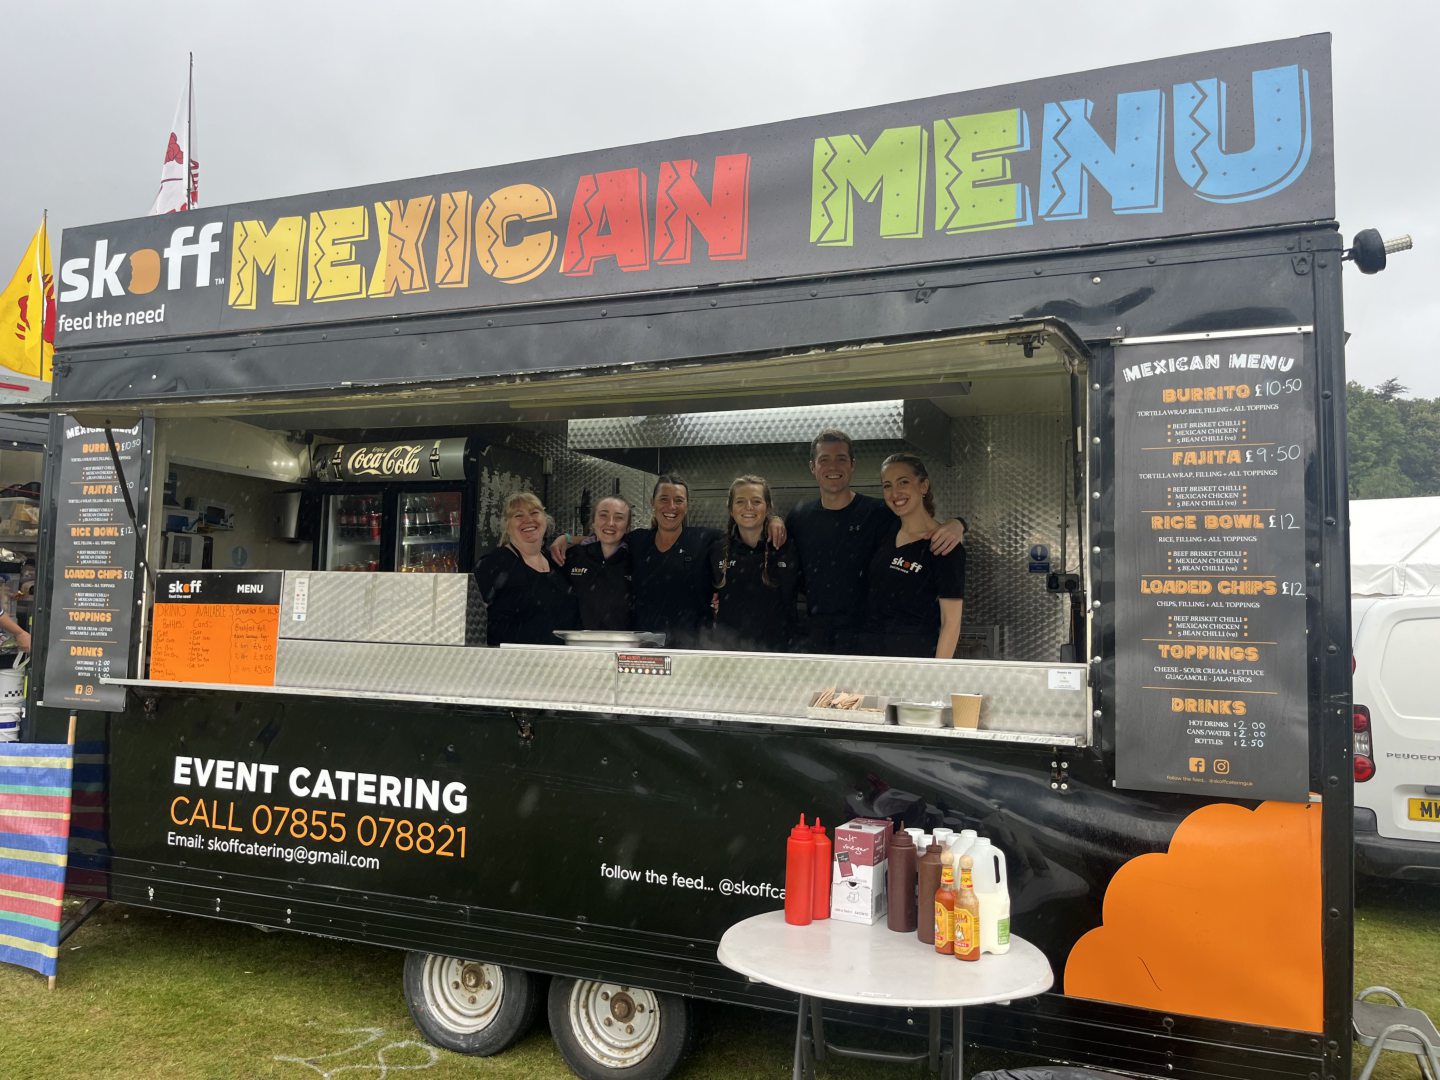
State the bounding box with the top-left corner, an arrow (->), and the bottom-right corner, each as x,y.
29,33 -> 1366,1080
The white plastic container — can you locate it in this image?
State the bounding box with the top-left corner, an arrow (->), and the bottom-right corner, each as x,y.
0,660 -> 25,742
946,829 -> 977,881
968,837 -> 1011,954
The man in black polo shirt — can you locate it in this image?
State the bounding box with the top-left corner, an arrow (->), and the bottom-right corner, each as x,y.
786,429 -> 965,654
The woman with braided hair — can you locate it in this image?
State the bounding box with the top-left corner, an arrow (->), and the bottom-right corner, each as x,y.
708,475 -> 798,652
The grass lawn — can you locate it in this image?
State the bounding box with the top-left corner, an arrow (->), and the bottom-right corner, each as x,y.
0,880 -> 1431,1079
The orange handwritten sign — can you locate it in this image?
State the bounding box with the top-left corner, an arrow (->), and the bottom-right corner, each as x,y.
150,602 -> 279,686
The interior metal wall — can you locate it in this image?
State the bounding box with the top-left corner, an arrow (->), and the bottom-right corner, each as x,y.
655,409 -> 1075,662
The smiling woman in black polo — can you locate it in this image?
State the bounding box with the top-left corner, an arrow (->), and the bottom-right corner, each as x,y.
564,495 -> 633,631
709,475 -> 798,653
864,454 -> 965,659
472,492 -> 579,646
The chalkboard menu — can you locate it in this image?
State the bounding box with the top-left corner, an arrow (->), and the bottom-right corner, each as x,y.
41,417 -> 146,712
1112,331 -> 1311,802
150,571 -> 282,685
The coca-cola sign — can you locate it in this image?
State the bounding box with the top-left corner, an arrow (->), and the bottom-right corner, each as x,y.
314,438 -> 470,483
348,443 -> 424,477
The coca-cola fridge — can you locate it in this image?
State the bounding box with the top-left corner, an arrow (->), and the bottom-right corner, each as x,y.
311,437 -> 477,573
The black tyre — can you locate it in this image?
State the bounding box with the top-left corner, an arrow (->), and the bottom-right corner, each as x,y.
402,951 -> 541,1056
547,976 -> 693,1080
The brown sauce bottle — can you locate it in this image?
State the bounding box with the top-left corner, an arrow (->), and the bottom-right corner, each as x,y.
916,839 -> 944,945
885,829 -> 917,932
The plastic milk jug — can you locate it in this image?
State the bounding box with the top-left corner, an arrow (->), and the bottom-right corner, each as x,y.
947,829 -> 978,883
968,837 -> 1011,954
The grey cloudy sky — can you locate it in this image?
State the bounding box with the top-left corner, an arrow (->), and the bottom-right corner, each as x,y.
2,1 -> 1433,392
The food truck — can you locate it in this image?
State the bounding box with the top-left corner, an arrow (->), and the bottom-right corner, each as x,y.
25,33 -> 1371,1080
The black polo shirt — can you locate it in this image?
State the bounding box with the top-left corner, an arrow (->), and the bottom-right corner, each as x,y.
473,546 -> 580,647
864,523 -> 966,657
786,493 -> 893,622
566,541 -> 632,631
628,525 -> 722,648
708,533 -> 799,652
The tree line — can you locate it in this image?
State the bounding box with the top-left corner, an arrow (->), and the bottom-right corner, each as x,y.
1347,379 -> 1440,498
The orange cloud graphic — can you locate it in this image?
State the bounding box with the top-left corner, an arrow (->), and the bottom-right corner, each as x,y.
1064,800 -> 1321,1032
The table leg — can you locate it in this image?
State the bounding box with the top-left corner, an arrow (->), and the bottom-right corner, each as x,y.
792,994 -> 810,1080
928,1007 -> 942,1074
809,996 -> 827,1062
949,1006 -> 964,1080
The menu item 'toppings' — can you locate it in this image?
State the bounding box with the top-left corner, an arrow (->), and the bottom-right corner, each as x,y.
1111,332 -> 1311,802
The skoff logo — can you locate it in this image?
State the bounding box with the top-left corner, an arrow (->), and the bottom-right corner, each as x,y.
168,579 -> 204,597
59,222 -> 224,302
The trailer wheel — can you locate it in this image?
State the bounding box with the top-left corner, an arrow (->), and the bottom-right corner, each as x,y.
402,951 -> 540,1056
547,976 -> 692,1080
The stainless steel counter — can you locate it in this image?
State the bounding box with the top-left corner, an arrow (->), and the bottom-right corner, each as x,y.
109,639 -> 1091,746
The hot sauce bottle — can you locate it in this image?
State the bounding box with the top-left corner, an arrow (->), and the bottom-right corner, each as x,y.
784,815 -> 814,926
954,854 -> 980,961
933,862 -> 957,955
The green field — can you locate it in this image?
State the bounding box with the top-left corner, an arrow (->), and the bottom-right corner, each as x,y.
0,878 -> 1432,1079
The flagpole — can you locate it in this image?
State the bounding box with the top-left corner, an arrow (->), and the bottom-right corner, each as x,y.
38,210 -> 48,381
187,52 -> 195,208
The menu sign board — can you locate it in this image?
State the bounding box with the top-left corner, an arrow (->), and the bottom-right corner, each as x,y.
42,417 -> 145,711
1112,331 -> 1311,802
150,571 -> 282,686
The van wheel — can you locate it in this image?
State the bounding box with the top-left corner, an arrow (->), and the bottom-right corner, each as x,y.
547,976 -> 692,1080
402,951 -> 540,1056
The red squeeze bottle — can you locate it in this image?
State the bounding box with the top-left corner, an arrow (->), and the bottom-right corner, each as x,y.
810,818 -> 832,921
784,815 -> 815,925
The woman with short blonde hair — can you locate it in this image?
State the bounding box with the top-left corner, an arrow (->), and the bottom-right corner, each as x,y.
472,491 -> 579,646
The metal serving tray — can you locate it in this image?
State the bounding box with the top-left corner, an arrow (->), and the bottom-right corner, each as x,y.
554,630 -> 666,647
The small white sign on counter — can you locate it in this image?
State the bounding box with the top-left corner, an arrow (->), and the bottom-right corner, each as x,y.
291,577 -> 309,622
1048,668 -> 1084,692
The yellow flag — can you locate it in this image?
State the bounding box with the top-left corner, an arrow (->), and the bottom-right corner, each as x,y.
0,219 -> 55,381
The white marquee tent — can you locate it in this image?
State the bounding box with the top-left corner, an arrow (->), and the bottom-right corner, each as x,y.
1349,496 -> 1440,597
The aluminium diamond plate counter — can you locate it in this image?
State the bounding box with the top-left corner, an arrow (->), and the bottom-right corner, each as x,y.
118,569 -> 1091,742
267,640 -> 1090,745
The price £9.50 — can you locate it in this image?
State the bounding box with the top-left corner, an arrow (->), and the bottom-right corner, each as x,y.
1244,445 -> 1303,463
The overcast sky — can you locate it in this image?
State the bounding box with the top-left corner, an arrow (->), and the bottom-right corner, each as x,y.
2,1 -> 1433,393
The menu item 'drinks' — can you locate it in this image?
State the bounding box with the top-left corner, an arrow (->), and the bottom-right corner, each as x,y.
41,418 -> 147,712
1111,332 -> 1311,802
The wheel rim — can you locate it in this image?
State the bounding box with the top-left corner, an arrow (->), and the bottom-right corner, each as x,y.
420,955 -> 506,1033
565,980 -> 662,1067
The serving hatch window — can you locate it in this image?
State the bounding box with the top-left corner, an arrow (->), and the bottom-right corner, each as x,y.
138,322 -> 1089,668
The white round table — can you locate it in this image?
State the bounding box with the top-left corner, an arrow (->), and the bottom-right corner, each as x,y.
718,911 -> 1053,1079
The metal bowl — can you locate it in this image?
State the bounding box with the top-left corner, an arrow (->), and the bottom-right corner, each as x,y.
893,701 -> 953,728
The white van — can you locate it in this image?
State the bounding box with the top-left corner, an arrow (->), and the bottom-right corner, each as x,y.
1350,497 -> 1440,880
